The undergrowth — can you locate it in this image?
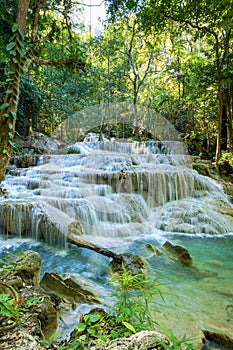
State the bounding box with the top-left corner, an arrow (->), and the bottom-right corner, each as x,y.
59,264 -> 197,350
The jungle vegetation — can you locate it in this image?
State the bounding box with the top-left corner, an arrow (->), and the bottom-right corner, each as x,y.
0,0 -> 232,182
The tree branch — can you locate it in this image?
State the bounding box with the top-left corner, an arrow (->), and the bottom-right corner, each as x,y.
31,56 -> 87,71
31,0 -> 47,43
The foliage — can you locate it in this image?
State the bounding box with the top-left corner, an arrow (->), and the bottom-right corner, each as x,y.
158,328 -> 197,350
58,265 -> 199,350
218,151 -> 233,175
58,265 -> 163,349
107,264 -> 162,332
17,79 -> 42,136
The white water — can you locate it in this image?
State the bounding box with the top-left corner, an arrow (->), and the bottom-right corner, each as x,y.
0,140 -> 233,346
1,140 -> 232,246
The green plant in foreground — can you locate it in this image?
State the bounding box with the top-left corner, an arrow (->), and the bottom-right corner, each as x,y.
59,313 -> 107,350
0,292 -> 25,330
58,266 -> 163,349
0,293 -> 22,319
108,263 -> 163,333
157,327 -> 198,350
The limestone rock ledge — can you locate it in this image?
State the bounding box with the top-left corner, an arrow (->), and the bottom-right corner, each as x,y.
96,330 -> 169,350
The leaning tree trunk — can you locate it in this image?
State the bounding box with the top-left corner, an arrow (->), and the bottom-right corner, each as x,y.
0,0 -> 30,184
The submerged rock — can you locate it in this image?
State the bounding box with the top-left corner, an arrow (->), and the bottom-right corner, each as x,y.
144,243 -> 162,255
162,241 -> 192,265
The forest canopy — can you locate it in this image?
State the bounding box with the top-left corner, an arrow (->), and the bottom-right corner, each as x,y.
0,0 -> 232,182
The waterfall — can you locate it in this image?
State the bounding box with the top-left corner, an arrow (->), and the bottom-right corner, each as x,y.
0,140 -> 233,247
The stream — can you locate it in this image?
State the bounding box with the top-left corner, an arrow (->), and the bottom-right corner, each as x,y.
0,139 -> 233,347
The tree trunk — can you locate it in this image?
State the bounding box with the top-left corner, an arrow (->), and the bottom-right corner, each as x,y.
133,91 -> 139,139
0,0 -> 30,184
67,233 -> 123,263
215,67 -> 223,165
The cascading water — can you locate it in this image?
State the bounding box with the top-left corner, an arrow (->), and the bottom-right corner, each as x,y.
0,138 -> 233,346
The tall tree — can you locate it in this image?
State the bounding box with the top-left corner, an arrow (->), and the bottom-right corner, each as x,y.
0,0 -> 30,184
0,0 -> 86,184
106,0 -> 233,163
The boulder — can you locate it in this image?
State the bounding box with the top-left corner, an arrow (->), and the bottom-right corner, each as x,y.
23,131 -> 59,154
0,201 -> 73,245
109,253 -> 148,275
97,330 -> 169,350
202,330 -> 233,349
0,202 -> 32,235
40,272 -> 101,305
8,155 -> 40,169
0,250 -> 41,286
36,297 -> 58,339
0,250 -> 58,341
162,241 -> 192,265
144,243 -> 162,255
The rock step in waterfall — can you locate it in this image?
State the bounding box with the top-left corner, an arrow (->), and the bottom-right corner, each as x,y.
0,140 -> 233,247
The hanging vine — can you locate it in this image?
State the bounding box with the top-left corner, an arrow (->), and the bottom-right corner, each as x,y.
1,24 -> 26,155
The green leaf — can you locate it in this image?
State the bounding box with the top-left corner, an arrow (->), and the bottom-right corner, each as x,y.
6,42 -> 15,51
8,132 -> 14,139
8,140 -> 14,147
16,38 -> 24,48
0,103 -> 10,110
16,47 -> 24,57
9,50 -> 16,56
8,123 -> 13,129
88,314 -> 101,323
13,57 -> 20,65
6,90 -> 13,94
10,111 -> 17,119
76,323 -> 86,332
2,149 -> 8,155
11,24 -> 18,32
122,321 -> 136,333
18,29 -> 25,40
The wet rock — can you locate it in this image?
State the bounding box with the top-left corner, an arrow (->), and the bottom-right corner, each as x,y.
23,131 -> 59,154
162,241 -> 192,265
0,202 -> 32,235
144,243 -> 162,255
97,330 -> 169,350
9,155 -> 40,169
68,220 -> 83,236
37,297 -> 58,339
40,272 -> 101,305
202,330 -> 233,349
0,187 -> 8,198
109,253 -> 148,275
192,162 -> 212,177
